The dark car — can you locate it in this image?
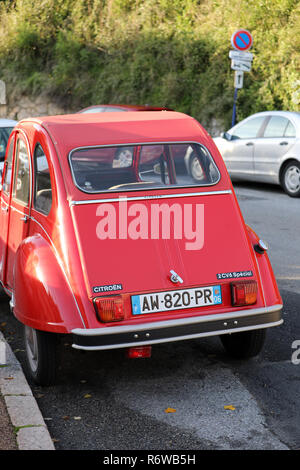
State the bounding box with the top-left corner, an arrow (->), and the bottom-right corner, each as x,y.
77,104 -> 173,114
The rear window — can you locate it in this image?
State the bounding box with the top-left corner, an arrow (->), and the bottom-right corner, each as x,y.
69,143 -> 220,193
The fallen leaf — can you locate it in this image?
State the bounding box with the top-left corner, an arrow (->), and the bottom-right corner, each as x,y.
224,405 -> 236,411
84,393 -> 92,399
74,416 -> 82,420
164,407 -> 177,413
62,416 -> 70,420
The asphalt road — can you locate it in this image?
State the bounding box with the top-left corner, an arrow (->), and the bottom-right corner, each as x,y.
0,180 -> 299,451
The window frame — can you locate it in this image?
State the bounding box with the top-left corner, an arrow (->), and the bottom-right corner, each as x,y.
262,115 -> 292,139
11,134 -> 31,207
68,141 -> 221,195
2,134 -> 15,196
284,120 -> 296,138
33,142 -> 53,216
229,116 -> 267,140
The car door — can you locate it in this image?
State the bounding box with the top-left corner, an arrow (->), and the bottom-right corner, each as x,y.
224,115 -> 266,177
0,134 -> 15,280
253,115 -> 296,181
4,132 -> 32,289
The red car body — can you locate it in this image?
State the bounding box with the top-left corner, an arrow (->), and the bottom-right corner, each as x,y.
0,111 -> 283,385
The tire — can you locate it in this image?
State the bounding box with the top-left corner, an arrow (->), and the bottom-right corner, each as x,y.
189,153 -> 204,182
220,329 -> 266,359
281,161 -> 300,197
24,325 -> 59,386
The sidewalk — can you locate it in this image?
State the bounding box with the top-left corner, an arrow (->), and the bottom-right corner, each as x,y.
0,331 -> 55,450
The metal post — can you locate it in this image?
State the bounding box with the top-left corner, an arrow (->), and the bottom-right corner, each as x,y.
231,87 -> 238,127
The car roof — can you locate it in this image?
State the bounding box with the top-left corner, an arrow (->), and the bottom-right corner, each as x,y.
18,111 -> 231,199
0,118 -> 17,127
78,104 -> 173,113
20,111 -> 208,152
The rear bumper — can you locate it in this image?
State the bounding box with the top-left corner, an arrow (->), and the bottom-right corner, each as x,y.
71,304 -> 283,351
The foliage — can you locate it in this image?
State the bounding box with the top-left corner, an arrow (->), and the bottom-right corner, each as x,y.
0,0 -> 299,129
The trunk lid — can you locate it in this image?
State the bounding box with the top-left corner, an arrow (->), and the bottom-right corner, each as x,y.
70,191 -> 263,319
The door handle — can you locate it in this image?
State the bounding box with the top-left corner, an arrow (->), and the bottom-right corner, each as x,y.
1,206 -> 8,213
279,141 -> 288,146
246,142 -> 254,146
20,215 -> 29,223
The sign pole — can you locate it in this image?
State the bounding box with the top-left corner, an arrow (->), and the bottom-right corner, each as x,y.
231,87 -> 238,127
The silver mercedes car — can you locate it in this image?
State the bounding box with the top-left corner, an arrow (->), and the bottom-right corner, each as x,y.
213,111 -> 300,197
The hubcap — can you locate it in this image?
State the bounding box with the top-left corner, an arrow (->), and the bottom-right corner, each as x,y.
285,165 -> 300,193
25,326 -> 38,373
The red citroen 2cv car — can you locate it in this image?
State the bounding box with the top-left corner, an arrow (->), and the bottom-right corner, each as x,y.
0,111 -> 283,385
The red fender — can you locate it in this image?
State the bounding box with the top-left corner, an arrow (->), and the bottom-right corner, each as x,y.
12,235 -> 86,333
246,225 -> 282,307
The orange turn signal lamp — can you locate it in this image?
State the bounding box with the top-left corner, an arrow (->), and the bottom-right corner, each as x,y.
231,280 -> 257,306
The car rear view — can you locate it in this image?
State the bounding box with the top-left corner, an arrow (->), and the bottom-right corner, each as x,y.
13,111 -> 282,385
63,113 -> 282,359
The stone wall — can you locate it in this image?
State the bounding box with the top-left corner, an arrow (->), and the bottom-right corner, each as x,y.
0,83 -> 224,135
0,88 -> 74,121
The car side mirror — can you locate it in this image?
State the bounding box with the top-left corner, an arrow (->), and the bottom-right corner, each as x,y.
221,132 -> 232,141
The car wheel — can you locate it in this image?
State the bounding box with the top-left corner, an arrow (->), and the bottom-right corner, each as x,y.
24,325 -> 59,386
220,329 -> 266,359
281,161 -> 300,197
189,153 -> 204,181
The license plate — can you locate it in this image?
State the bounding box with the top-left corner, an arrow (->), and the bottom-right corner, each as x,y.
131,285 -> 222,315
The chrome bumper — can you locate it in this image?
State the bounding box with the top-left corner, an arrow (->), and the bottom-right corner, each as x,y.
71,304 -> 283,351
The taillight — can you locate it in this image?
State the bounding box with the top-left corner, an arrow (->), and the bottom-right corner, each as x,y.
231,280 -> 257,306
94,297 -> 124,322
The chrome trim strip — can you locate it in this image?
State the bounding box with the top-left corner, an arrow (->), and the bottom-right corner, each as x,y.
71,304 -> 282,337
70,189 -> 232,206
72,320 -> 283,351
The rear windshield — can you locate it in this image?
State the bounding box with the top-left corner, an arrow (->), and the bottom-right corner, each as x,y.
69,143 -> 220,193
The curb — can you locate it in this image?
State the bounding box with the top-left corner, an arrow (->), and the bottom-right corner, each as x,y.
0,331 -> 55,450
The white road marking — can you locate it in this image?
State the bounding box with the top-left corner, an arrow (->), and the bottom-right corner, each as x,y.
112,361 -> 288,449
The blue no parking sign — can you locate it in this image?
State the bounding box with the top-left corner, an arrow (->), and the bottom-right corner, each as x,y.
230,29 -> 253,127
231,29 -> 253,51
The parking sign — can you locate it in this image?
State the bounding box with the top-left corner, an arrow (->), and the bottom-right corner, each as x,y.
231,30 -> 253,51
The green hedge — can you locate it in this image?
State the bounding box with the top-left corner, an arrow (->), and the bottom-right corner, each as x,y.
0,0 -> 299,129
